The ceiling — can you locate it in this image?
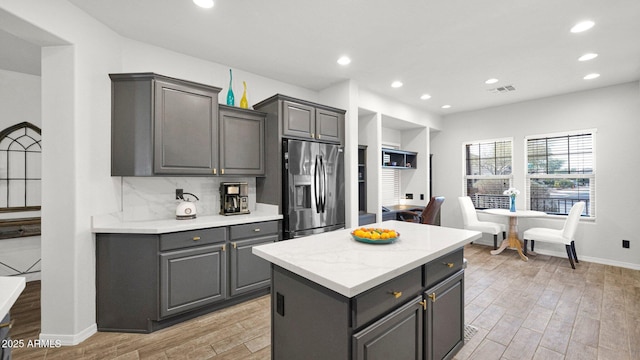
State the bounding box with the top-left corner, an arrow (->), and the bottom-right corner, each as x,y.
10,1 -> 640,115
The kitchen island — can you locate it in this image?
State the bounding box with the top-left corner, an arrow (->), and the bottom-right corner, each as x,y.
1,276 -> 26,359
253,220 -> 481,360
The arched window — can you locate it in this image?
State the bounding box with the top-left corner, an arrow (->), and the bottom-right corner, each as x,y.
0,122 -> 42,212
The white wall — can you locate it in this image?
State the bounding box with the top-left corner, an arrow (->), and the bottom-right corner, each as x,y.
0,69 -> 41,279
431,81 -> 640,269
0,69 -> 40,126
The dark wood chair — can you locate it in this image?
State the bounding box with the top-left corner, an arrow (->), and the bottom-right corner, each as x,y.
397,196 -> 445,225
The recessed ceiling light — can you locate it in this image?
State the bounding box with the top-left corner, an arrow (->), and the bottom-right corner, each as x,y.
420,94 -> 432,100
391,81 -> 403,88
570,20 -> 594,33
485,78 -> 499,85
337,56 -> 351,66
441,105 -> 451,109
578,53 -> 598,61
193,0 -> 214,8
583,73 -> 600,80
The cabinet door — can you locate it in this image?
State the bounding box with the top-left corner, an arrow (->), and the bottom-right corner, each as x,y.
229,235 -> 277,296
424,270 -> 464,360
154,80 -> 218,175
160,244 -> 226,318
352,296 -> 423,360
219,107 -> 265,175
282,100 -> 315,139
316,108 -> 343,143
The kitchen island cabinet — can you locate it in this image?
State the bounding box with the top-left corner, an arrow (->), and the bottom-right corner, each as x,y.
1,276 -> 25,360
253,221 -> 480,360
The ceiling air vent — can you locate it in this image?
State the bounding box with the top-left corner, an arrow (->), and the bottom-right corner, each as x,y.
487,85 -> 516,93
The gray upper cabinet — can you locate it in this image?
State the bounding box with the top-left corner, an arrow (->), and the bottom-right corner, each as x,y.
315,108 -> 342,143
255,94 -> 345,145
282,100 -> 316,140
218,105 -> 266,176
110,73 -> 221,176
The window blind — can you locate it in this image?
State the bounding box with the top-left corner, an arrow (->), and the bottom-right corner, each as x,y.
526,131 -> 595,217
381,144 -> 400,206
463,139 -> 513,209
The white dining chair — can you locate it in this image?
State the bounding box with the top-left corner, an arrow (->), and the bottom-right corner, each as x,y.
523,201 -> 585,269
458,196 -> 506,250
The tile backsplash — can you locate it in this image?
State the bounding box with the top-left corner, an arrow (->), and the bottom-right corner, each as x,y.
121,176 -> 256,221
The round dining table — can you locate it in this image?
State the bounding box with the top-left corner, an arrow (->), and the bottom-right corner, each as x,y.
483,209 -> 546,261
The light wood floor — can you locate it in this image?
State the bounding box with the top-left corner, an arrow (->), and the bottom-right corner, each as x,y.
8,243 -> 640,359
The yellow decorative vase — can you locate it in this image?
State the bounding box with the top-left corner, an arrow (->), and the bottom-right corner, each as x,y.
240,81 -> 248,109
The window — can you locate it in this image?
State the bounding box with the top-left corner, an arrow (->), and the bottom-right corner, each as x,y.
0,122 -> 42,212
526,130 -> 595,217
463,139 -> 513,209
381,145 -> 400,206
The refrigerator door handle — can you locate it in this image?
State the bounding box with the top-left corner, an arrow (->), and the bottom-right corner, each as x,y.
314,155 -> 321,213
320,156 -> 327,212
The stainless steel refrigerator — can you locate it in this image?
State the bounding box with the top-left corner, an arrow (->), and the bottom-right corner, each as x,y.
283,139 -> 345,239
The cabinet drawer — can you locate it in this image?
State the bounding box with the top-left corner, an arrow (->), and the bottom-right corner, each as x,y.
352,267 -> 422,329
425,248 -> 463,288
160,227 -> 227,251
230,221 -> 279,240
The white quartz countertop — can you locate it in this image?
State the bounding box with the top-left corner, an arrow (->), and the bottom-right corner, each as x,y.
92,210 -> 282,234
0,276 -> 25,319
253,221 -> 481,298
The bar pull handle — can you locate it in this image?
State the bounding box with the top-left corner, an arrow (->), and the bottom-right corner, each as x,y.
445,262 -> 454,268
212,168 -> 217,175
232,242 -> 237,249
192,236 -> 201,241
254,228 -> 261,232
0,320 -> 14,329
419,300 -> 427,310
390,291 -> 402,299
428,293 -> 436,302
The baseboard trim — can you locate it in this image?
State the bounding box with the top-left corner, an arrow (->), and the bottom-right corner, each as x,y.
40,323 -> 97,346
470,239 -> 640,270
531,249 -> 640,271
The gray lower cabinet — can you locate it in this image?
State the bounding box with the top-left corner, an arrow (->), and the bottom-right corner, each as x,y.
270,247 -> 465,360
160,243 -> 226,318
353,296 -> 424,360
229,221 -> 278,296
110,73 -> 221,176
425,271 -> 464,360
96,220 -> 279,333
218,105 -> 266,176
